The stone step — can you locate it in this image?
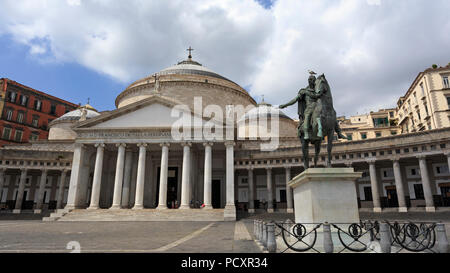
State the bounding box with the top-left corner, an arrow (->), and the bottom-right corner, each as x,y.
55,208 -> 227,222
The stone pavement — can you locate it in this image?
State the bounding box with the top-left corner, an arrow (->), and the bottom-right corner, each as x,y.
0,219 -> 261,253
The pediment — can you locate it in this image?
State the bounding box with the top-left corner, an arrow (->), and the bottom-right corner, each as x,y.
73,95 -> 225,130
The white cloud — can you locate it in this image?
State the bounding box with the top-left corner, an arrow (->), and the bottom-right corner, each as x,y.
0,0 -> 449,117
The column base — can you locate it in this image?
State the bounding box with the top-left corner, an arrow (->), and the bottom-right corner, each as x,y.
248,209 -> 255,214
156,205 -> 168,210
87,206 -> 100,210
179,205 -> 191,210
286,208 -> 294,213
132,205 -> 144,210
109,205 -> 121,210
34,209 -> 42,214
202,205 -> 213,210
373,207 -> 382,213
267,208 -> 274,213
224,205 -> 236,221
426,206 -> 436,212
398,207 -> 408,213
12,209 -> 21,214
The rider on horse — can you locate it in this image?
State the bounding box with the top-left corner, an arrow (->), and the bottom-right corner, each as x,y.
280,71 -> 347,140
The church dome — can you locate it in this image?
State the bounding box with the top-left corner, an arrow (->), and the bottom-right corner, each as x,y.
115,51 -> 257,112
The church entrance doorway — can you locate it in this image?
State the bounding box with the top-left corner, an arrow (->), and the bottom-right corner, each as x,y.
212,179 -> 221,209
156,167 -> 179,209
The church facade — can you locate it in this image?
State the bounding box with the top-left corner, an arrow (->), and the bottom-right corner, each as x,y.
0,54 -> 449,221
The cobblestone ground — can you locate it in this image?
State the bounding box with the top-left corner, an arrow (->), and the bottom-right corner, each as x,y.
0,213 -> 260,253
0,210 -> 448,253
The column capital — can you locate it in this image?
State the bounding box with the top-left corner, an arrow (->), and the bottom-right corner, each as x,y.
266,166 -> 273,171
115,143 -> 127,148
345,162 -> 353,167
41,168 -> 48,174
284,165 -> 291,170
19,167 -> 28,172
203,142 -> 214,147
366,158 -> 377,165
392,156 -> 402,163
0,167 -> 7,173
181,142 -> 192,147
246,166 -> 254,171
443,150 -> 450,157
61,169 -> 69,174
137,143 -> 148,148
224,141 -> 235,147
416,154 -> 427,160
160,142 -> 171,148
94,143 -> 105,148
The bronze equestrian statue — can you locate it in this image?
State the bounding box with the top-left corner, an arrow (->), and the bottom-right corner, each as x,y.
280,72 -> 347,169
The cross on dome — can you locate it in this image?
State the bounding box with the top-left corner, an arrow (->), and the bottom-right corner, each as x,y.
187,46 -> 194,59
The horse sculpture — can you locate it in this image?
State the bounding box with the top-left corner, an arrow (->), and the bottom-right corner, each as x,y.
301,74 -> 340,169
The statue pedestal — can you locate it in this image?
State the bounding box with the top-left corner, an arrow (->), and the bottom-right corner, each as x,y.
289,168 -> 362,224
287,168 -> 363,251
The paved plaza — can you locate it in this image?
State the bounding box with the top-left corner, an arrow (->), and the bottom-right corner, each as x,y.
0,211 -> 448,253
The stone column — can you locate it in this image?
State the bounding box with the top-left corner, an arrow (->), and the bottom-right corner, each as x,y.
392,159 -> 408,212
0,168 -> 6,201
180,142 -> 192,209
203,142 -> 213,209
13,168 -> 28,213
417,155 -> 435,212
121,149 -> 133,208
111,143 -> 127,209
446,151 -> 450,174
157,143 -> 170,209
285,167 -> 294,213
266,167 -> 274,213
133,143 -> 147,210
34,169 -> 48,214
66,144 -> 86,210
248,167 -> 255,213
368,159 -> 382,213
56,169 -> 69,209
88,143 -> 105,210
224,141 -> 236,220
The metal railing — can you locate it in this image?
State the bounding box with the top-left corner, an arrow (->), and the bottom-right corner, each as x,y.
252,219 -> 449,253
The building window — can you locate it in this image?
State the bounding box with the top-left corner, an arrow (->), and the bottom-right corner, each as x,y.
29,133 -> 39,141
447,96 -> 450,109
391,131 -> 397,135
6,109 -> 13,121
34,99 -> 42,111
20,95 -> 29,107
414,184 -> 424,200
424,104 -> 429,116
361,133 -> 367,139
443,76 -> 450,89
17,112 -> 24,124
389,112 -> 394,118
347,134 -> 353,141
375,132 -> 381,138
417,111 -> 421,120
50,104 -> 56,115
420,83 -> 425,96
2,127 -> 12,140
14,130 -> 23,142
8,92 -> 17,103
32,116 -> 39,127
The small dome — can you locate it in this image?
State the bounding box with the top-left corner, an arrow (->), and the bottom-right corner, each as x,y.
239,104 -> 291,122
51,105 -> 100,124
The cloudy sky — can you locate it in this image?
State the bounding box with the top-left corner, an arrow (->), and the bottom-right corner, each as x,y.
0,0 -> 449,118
